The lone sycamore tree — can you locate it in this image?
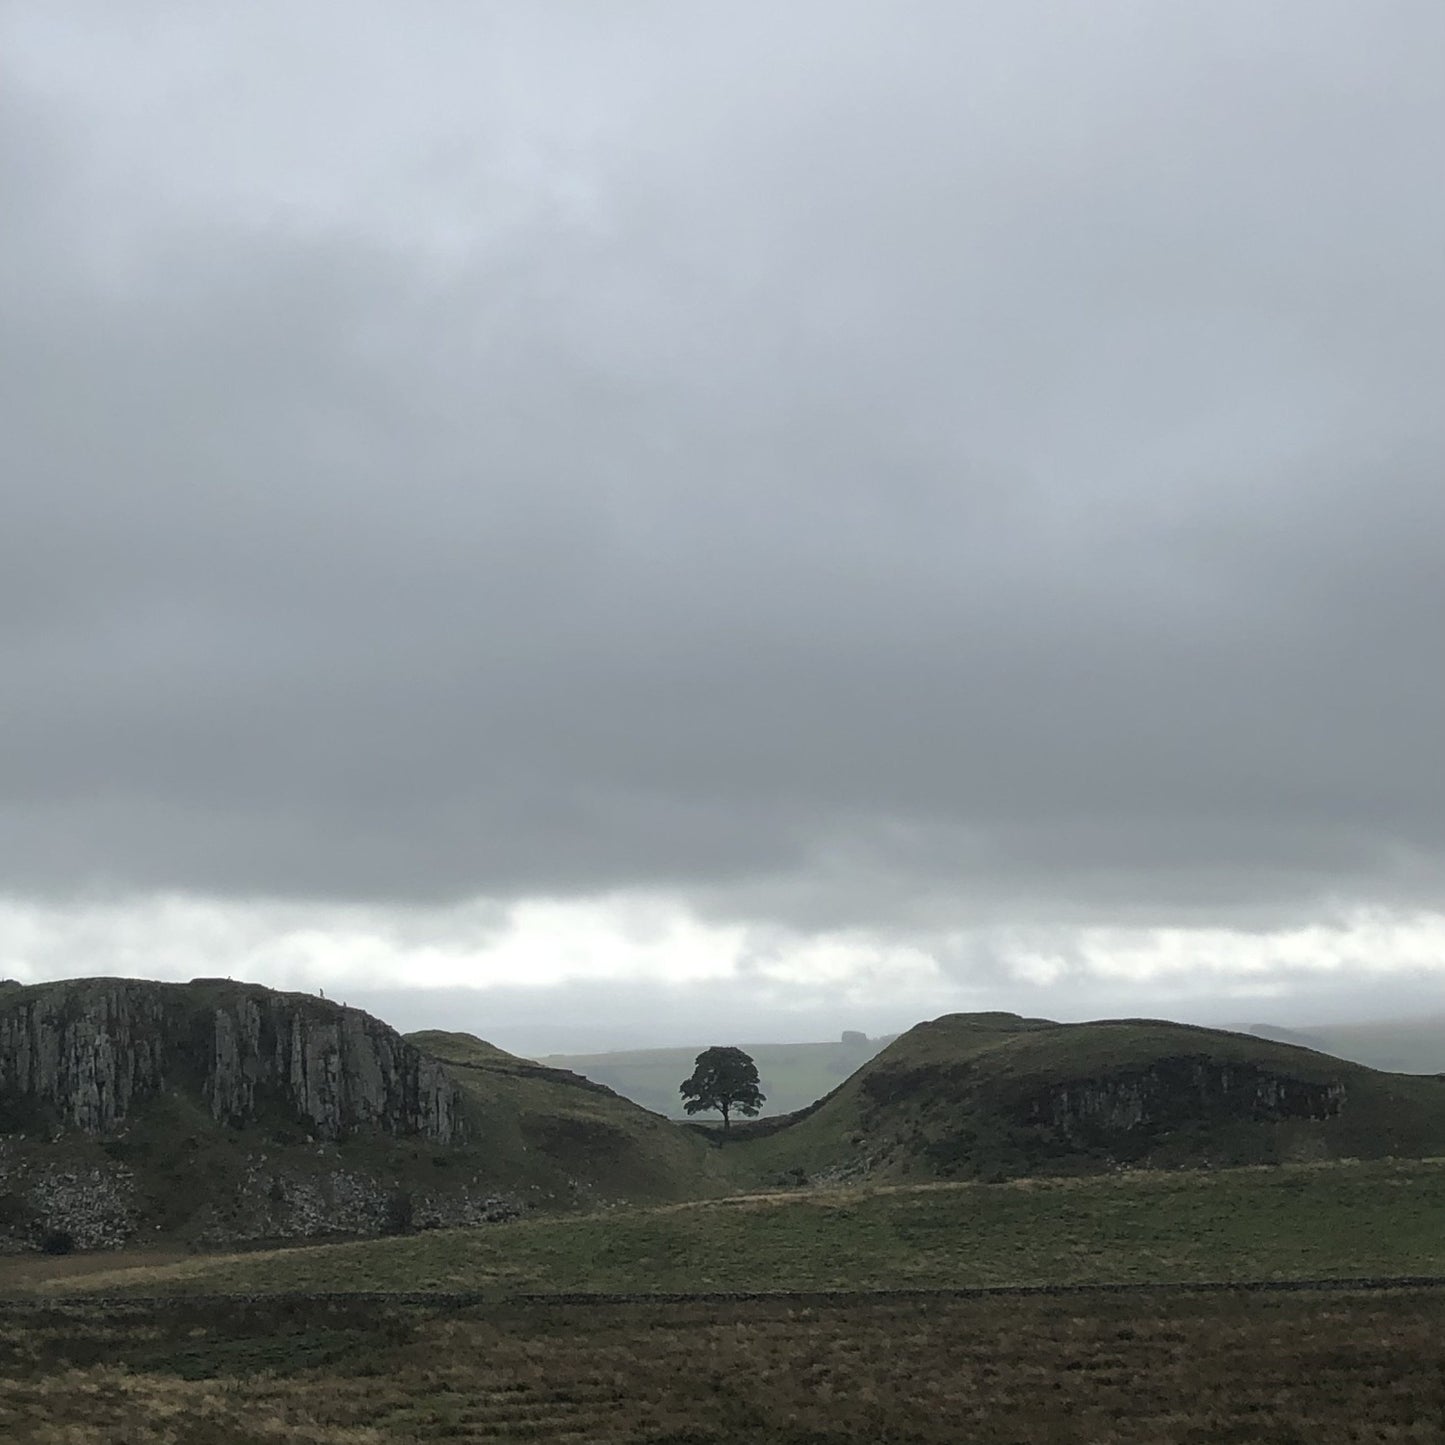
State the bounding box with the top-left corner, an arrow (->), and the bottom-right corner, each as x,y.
678,1046 -> 766,1131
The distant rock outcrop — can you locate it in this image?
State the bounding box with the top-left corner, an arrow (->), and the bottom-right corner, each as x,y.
0,978 -> 461,1144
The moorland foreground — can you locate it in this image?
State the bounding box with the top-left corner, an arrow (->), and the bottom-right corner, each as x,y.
4,979 -> 1445,1441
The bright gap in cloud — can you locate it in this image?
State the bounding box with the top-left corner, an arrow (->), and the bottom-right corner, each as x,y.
3,892 -> 1444,1034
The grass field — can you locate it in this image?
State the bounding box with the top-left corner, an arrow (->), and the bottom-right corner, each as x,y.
12,1157 -> 1445,1299
2,1287 -> 1442,1442
7,1158 -> 1445,1441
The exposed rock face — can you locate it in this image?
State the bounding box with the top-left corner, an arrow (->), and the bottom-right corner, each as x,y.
0,979 -> 461,1144
1025,1057 -> 1348,1137
856,1041 -> 1357,1180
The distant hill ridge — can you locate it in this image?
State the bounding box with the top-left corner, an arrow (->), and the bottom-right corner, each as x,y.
1247,1019 -> 1445,1076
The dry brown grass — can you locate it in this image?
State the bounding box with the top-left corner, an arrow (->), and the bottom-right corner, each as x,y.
1,1288 -> 1442,1442
0,1248 -> 201,1292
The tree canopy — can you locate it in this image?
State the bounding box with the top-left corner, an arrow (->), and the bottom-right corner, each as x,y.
678,1046 -> 765,1130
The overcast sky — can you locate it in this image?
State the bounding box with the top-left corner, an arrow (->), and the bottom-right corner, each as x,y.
3,3 -> 1443,1053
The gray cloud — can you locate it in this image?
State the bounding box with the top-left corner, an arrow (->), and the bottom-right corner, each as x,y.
3,3 -> 1444,933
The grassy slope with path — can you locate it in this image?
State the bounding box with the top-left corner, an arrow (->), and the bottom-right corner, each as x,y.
13,1156 -> 1445,1299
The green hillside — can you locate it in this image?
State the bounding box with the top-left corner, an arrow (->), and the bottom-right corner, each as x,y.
721,1012 -> 1445,1186
18,1156 -> 1445,1298
407,1030 -> 730,1206
537,1034 -> 893,1117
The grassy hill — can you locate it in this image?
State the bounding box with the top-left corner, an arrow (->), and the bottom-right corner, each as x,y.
542,1016 -> 1445,1120
536,1034 -> 894,1117
719,1011 -> 1445,1186
14,1156 -> 1445,1298
406,1030 -> 730,1207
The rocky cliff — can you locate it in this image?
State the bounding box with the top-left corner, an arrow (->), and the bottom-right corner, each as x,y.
0,978 -> 461,1144
1024,1056 -> 1348,1138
